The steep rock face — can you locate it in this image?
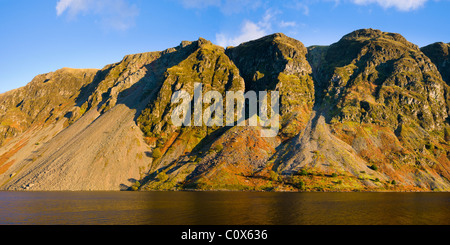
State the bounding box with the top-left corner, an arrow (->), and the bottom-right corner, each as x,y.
226,33 -> 315,140
421,42 -> 450,122
64,51 -> 163,126
137,38 -> 251,190
422,42 -> 450,84
0,50 -> 167,190
306,29 -> 450,190
320,29 -> 447,130
275,111 -> 388,191
0,29 -> 449,191
138,38 -> 245,139
140,34 -> 317,191
143,124 -> 280,191
0,68 -> 98,146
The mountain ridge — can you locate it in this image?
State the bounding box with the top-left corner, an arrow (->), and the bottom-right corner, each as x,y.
1,28 -> 449,191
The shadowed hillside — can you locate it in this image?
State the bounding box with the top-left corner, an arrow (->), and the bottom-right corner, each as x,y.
0,29 -> 449,191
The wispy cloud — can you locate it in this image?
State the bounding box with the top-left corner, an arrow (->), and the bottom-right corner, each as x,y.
292,1 -> 311,15
215,9 -> 282,47
279,21 -> 297,28
184,0 -> 432,47
216,21 -> 266,47
351,0 -> 429,11
56,0 -> 139,31
56,0 -> 88,17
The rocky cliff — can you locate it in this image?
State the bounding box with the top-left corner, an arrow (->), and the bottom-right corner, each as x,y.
422,42 -> 450,84
0,29 -> 449,191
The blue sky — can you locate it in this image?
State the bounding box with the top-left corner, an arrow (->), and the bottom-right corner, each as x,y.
1,0 -> 449,93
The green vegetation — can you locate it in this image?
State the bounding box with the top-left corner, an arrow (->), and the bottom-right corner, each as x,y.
298,169 -> 309,176
1,29 -> 449,192
212,144 -> 224,153
157,172 -> 168,182
269,171 -> 280,181
152,148 -> 162,159
292,176 -> 305,190
0,68 -> 98,145
130,181 -> 141,191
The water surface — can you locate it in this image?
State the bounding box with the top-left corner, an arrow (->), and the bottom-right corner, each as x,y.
0,191 -> 448,225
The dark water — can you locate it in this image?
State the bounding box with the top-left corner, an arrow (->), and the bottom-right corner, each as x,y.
0,191 -> 448,225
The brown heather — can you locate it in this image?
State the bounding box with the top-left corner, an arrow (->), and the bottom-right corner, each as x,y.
0,29 -> 449,191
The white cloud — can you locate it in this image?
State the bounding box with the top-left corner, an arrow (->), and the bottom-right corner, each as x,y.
215,9 -> 277,47
216,21 -> 267,47
279,21 -> 297,28
351,0 -> 429,11
293,1 -> 310,15
56,0 -> 87,17
56,0 -> 139,30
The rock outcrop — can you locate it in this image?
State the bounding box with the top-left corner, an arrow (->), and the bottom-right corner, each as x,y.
0,29 -> 449,191
422,42 -> 450,84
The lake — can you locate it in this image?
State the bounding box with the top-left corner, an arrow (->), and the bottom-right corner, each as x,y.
0,191 -> 449,225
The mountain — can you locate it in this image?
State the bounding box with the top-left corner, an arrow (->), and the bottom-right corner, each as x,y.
276,29 -> 450,191
0,29 -> 449,191
421,42 -> 450,84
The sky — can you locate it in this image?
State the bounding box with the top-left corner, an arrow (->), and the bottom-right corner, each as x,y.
0,0 -> 449,93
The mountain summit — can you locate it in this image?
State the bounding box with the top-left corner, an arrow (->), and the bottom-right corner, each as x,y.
1,29 -> 449,191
